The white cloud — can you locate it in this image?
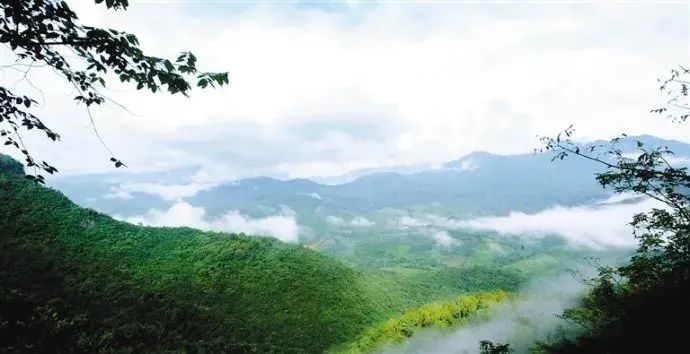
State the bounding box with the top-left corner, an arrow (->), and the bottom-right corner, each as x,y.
594,193 -> 641,205
399,215 -> 429,228
433,230 -> 458,248
388,196 -> 664,248
127,202 -> 207,228
306,192 -> 323,200
459,160 -> 478,171
454,198 -> 663,248
278,205 -> 297,216
106,182 -> 214,201
326,215 -> 375,227
125,202 -> 299,242
326,215 -> 346,225
350,216 -> 375,227
214,211 -> 300,243
3,2 -> 688,180
104,188 -> 134,200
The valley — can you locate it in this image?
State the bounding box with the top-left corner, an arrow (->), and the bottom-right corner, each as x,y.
1,1 -> 688,352
4,136 -> 672,352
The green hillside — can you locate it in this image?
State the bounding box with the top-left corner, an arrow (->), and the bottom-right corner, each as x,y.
335,290 -> 509,353
0,155 -> 540,353
0,156 -> 393,353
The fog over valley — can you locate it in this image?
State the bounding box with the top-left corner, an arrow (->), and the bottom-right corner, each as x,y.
122,202 -> 300,243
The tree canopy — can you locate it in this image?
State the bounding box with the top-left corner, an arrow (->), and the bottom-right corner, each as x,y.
0,165 -> 393,352
538,65 -> 690,353
1,0 -> 228,183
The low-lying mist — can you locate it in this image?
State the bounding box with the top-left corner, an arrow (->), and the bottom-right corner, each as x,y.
395,196 -> 660,248
105,182 -> 215,201
456,198 -> 659,248
380,272 -> 591,354
122,202 -> 300,242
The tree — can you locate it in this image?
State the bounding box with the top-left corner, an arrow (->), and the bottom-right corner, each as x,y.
539,65 -> 690,352
479,340 -> 512,354
0,0 -> 229,183
0,153 -> 23,175
541,65 -> 690,289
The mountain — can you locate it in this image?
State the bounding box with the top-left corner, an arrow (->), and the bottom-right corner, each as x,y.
1,154 -> 549,353
188,147 -> 606,218
0,154 -> 632,353
0,157 -> 393,352
193,135 -> 690,216
312,163 -> 438,185
46,135 -> 690,221
586,134 -> 690,156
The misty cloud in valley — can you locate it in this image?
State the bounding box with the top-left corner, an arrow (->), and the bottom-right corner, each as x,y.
123,202 -> 300,242
380,273 -> 590,354
396,196 -> 661,248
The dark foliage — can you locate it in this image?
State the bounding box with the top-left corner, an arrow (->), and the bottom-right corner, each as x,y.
0,153 -> 23,175
479,340 -> 512,354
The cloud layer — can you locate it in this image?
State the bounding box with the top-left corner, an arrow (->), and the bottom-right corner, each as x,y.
125,202 -> 299,242
106,182 -> 214,201
395,196 -> 662,248
433,230 -> 458,248
456,198 -> 660,248
2,1 -> 687,180
326,215 -> 375,227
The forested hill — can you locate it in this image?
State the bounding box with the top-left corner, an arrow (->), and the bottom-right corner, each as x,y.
0,155 -> 392,353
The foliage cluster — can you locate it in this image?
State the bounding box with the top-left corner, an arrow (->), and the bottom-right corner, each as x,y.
373,266 -> 523,308
0,158 -> 530,353
479,340 -> 512,354
0,153 -> 23,175
335,290 -> 509,353
0,164 -> 391,353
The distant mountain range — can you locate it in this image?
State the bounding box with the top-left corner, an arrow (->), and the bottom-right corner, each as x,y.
48,135 -> 690,218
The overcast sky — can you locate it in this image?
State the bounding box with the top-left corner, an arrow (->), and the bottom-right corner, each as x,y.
2,0 -> 689,180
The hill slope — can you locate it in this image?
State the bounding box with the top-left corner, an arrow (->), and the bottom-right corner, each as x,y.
0,156 -> 391,353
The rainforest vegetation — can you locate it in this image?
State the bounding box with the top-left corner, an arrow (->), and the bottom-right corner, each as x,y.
0,156 -> 381,352
0,156 -> 525,352
335,291 -> 509,353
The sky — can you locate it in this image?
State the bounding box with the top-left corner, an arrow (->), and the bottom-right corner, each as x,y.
1,0 -> 689,181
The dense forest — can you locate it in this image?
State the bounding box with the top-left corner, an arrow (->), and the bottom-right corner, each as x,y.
0,155 -> 385,352
0,155 -> 524,353
336,291 -> 509,353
